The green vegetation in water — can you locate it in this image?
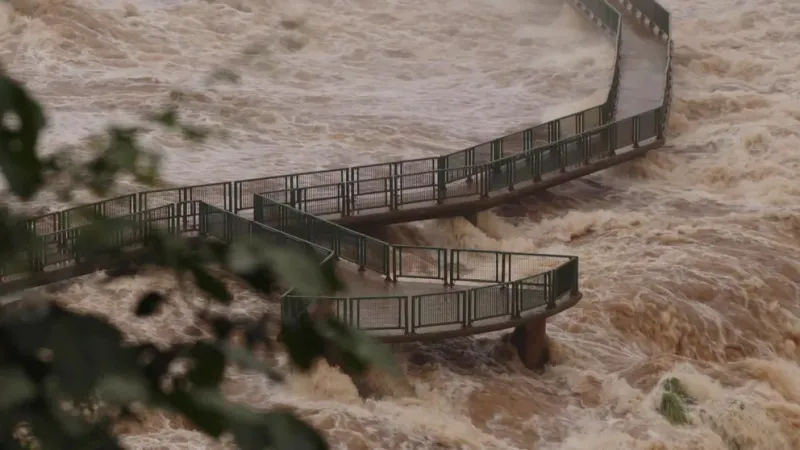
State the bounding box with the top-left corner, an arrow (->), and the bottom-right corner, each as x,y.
657,377 -> 696,426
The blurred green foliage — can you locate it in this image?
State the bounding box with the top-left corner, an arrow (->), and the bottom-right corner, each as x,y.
0,66 -> 394,450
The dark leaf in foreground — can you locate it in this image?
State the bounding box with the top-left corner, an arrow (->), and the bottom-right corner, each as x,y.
188,342 -> 226,387
230,410 -> 327,450
318,318 -> 398,377
209,316 -> 235,340
280,314 -> 327,371
0,74 -> 46,200
134,292 -> 167,317
47,312 -> 140,399
191,266 -> 232,304
167,390 -> 226,438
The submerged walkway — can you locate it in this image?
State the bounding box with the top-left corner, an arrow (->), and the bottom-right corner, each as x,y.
2,0 -> 673,363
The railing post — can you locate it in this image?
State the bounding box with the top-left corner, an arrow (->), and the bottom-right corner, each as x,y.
436,156 -> 447,198
391,247 -> 399,282
511,281 -> 520,318
341,182 -> 350,216
448,249 -> 455,286
357,237 -> 366,272
481,164 -> 491,197
442,248 -> 450,286
465,290 -> 473,327
547,271 -> 556,309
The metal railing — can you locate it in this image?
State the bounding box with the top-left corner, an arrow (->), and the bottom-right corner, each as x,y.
3,0 -> 673,336
3,200 -> 579,336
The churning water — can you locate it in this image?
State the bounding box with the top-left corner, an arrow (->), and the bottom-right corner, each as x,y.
2,0 -> 799,448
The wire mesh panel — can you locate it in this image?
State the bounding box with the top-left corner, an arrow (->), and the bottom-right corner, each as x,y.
199,202 -> 229,241
295,183 -> 347,216
96,194 -> 137,220
470,283 -> 511,322
392,246 -> 448,282
352,296 -> 407,332
176,201 -> 202,233
352,162 -> 392,183
139,187 -> 184,211
441,147 -> 475,184
559,112 -> 581,140
583,106 -> 603,131
350,162 -> 393,214
638,108 -> 660,140
411,291 -> 464,331
515,273 -> 548,314
113,204 -> 178,248
28,228 -> 79,274
539,144 -> 561,176
234,175 -> 291,212
473,141 -> 493,165
24,212 -> 61,237
451,249 -> 506,283
349,177 -> 392,214
283,296 -> 349,323
587,128 -> 608,160
186,182 -> 232,212
562,137 -> 585,169
552,258 -> 579,302
614,116 -> 636,149
293,168 -> 348,190
439,167 -> 482,201
395,171 -> 437,207
506,252 -> 565,280
363,236 -> 390,275
396,157 -> 436,176
499,130 -> 525,156
61,203 -> 101,230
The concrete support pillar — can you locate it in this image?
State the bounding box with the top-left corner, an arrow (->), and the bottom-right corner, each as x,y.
511,317 -> 551,371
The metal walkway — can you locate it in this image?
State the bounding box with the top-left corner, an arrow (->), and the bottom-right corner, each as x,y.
5,0 -> 674,343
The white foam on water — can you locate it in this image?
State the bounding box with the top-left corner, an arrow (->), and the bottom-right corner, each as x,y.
3,0 -> 800,448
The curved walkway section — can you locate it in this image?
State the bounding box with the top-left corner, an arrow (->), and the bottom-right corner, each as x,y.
1,0 -> 673,366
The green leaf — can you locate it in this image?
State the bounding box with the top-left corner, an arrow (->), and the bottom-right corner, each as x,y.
191,266 -> 232,304
43,310 -> 140,399
226,241 -> 260,274
263,412 -> 328,450
134,292 -> 166,317
166,389 -> 227,438
94,374 -> 153,405
147,106 -> 178,127
0,74 -> 46,200
181,125 -> 208,142
209,316 -> 234,340
317,318 -> 398,377
216,342 -> 284,383
188,342 -> 226,387
0,368 -> 37,411
228,409 -> 327,450
280,315 -> 327,371
260,246 -> 339,297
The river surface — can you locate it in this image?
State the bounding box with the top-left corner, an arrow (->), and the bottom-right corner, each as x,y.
1,0 -> 798,448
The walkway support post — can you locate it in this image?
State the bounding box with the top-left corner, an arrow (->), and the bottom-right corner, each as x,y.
510,317 -> 550,371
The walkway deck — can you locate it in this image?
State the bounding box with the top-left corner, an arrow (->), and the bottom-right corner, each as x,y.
612,1 -> 669,118
326,263 -> 563,342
